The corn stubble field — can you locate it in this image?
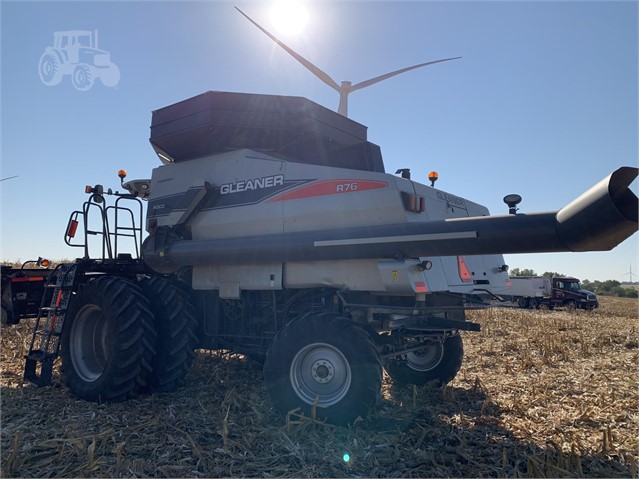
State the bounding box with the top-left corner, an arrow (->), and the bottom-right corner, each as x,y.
1,297 -> 637,478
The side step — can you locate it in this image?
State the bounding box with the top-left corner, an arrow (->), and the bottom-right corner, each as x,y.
23,264 -> 77,386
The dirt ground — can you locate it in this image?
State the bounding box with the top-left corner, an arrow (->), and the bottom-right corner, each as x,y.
1,296 -> 637,478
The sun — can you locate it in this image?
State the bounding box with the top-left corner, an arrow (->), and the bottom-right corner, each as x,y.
270,1 -> 309,35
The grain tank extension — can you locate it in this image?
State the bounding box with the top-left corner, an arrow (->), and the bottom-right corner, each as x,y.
18,91 -> 638,426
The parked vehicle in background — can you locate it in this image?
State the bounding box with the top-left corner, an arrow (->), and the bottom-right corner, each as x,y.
1,258 -> 52,325
501,276 -> 598,310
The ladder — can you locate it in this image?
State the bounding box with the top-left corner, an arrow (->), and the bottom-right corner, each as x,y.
24,263 -> 77,386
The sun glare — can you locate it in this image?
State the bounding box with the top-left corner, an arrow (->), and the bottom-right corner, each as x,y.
270,1 -> 309,35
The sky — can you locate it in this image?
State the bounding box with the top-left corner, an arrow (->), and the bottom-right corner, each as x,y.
1,0 -> 637,282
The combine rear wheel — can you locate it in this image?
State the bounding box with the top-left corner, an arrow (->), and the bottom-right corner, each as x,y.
264,312 -> 382,425
385,334 -> 463,387
141,277 -> 198,392
61,276 -> 156,402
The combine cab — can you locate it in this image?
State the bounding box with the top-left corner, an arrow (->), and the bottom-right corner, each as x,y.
15,91 -> 638,425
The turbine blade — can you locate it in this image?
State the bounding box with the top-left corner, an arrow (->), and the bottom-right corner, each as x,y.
350,57 -> 462,92
235,7 -> 341,92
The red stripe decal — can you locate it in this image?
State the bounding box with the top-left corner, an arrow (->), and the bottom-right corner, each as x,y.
269,179 -> 387,202
11,277 -> 45,283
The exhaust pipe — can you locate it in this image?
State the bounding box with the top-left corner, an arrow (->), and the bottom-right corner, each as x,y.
144,167 -> 637,272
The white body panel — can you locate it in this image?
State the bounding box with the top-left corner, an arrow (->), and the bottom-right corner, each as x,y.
506,277 -> 552,298
147,149 -> 510,296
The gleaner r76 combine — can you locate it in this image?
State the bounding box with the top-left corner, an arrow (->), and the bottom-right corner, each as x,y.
5,91 -> 637,424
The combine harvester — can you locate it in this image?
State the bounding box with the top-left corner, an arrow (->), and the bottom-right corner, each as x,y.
3,90 -> 634,424
4,9 -> 636,424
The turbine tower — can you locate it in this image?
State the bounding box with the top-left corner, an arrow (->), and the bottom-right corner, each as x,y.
235,7 -> 461,117
623,265 -> 637,282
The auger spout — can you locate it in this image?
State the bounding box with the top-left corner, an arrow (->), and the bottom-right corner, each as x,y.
555,166 -> 638,251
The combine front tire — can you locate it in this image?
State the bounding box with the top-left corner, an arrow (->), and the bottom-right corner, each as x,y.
141,277 -> 198,392
264,313 -> 382,425
385,334 -> 464,387
61,276 -> 156,402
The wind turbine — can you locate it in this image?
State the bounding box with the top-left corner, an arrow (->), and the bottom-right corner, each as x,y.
622,265 -> 637,283
235,7 -> 461,117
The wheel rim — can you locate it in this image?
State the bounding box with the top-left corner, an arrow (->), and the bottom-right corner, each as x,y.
405,340 -> 444,372
290,342 -> 351,407
69,304 -> 110,382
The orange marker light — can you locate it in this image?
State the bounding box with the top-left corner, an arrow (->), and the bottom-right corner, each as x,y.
428,171 -> 439,187
67,220 -> 79,238
39,259 -> 50,268
85,185 -> 93,194
118,169 -> 127,179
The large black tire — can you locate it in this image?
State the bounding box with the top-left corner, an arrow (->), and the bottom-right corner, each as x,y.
264,312 -> 382,425
385,334 -> 464,387
61,276 -> 156,402
141,277 -> 198,392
